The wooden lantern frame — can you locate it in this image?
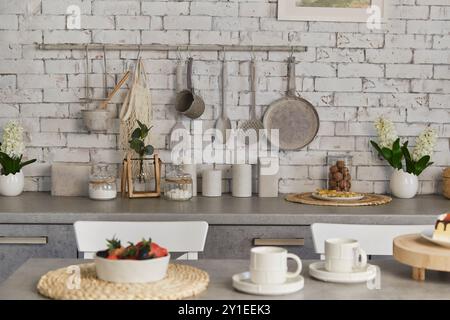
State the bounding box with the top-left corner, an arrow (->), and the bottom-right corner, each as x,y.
121,153 -> 161,198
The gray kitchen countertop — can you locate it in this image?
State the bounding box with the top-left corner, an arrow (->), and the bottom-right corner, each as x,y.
0,258 -> 449,300
0,192 -> 447,225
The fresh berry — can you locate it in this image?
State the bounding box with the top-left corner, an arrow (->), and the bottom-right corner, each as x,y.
150,242 -> 168,258
106,236 -> 121,251
101,237 -> 167,260
122,242 -> 139,259
96,249 -> 109,258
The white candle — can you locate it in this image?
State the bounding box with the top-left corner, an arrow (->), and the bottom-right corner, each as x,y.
258,157 -> 279,198
182,164 -> 197,196
232,164 -> 252,197
202,169 -> 222,197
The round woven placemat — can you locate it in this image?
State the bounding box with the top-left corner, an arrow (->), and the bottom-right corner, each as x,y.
285,192 -> 392,207
37,263 -> 209,300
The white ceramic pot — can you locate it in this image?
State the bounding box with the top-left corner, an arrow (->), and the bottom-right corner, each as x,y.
95,254 -> 170,283
0,170 -> 24,196
389,169 -> 418,199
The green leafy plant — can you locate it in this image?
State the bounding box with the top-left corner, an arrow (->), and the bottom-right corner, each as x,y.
0,151 -> 36,175
129,120 -> 154,158
401,142 -> 433,176
371,138 -> 434,176
370,118 -> 436,176
370,138 -> 403,170
129,120 -> 154,182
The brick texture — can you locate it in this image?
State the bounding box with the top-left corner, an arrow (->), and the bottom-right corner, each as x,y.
0,0 -> 448,194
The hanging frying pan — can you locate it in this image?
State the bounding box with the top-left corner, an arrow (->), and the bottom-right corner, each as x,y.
263,56 -> 319,150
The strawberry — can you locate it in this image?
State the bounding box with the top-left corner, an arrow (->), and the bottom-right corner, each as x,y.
110,247 -> 126,257
122,242 -> 139,259
106,236 -> 124,259
103,237 -> 167,260
150,242 -> 168,258
136,238 -> 151,248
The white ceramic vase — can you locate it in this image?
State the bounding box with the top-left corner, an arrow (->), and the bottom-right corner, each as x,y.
389,169 -> 418,199
0,170 -> 25,196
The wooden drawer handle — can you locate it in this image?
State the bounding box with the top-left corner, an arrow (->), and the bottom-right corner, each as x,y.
253,238 -> 304,246
0,236 -> 48,245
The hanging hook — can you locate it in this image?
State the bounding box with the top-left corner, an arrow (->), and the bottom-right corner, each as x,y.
289,46 -> 295,60
251,45 -> 256,61
176,46 -> 182,61
137,44 -> 142,61
222,45 -> 226,62
186,45 -> 191,59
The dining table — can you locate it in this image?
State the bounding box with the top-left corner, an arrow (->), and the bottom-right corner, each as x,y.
0,258 -> 449,300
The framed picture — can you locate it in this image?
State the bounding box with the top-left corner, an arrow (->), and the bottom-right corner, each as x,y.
278,0 -> 385,23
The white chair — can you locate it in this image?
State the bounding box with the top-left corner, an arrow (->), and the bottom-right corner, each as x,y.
311,223 -> 432,258
74,221 -> 208,260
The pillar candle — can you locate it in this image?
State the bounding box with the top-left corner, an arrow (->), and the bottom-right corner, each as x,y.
232,164 -> 252,197
182,164 -> 197,196
202,169 -> 222,197
258,157 -> 279,198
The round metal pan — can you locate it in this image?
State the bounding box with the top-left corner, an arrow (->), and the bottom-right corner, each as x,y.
263,56 -> 319,151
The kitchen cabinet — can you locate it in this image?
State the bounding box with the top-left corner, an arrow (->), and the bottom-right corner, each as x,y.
0,224 -> 77,283
201,225 -> 317,259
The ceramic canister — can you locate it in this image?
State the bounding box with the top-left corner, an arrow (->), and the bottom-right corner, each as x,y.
202,169 -> 222,197
232,164 -> 252,197
258,157 -> 279,197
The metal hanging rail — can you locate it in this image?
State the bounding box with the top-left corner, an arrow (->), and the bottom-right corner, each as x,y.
37,43 -> 307,52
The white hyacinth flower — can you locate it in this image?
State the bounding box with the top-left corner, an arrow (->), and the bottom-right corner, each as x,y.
412,127 -> 437,161
0,120 -> 25,159
374,117 -> 398,149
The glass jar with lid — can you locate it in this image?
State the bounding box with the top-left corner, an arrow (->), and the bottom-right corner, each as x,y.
164,166 -> 193,201
89,163 -> 117,200
327,155 -> 352,191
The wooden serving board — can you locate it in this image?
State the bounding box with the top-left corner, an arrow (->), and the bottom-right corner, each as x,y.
393,234 -> 450,281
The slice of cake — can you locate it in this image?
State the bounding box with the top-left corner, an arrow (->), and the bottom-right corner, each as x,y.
432,213 -> 450,242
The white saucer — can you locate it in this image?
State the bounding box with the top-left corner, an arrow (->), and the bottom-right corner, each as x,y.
309,262 -> 376,284
311,192 -> 364,201
421,229 -> 450,248
232,272 -> 304,296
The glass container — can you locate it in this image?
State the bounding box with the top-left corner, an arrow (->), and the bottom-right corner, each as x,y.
327,155 -> 352,191
89,163 -> 117,200
164,166 -> 193,201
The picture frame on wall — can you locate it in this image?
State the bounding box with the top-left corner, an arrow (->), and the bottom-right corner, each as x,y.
278,0 -> 385,22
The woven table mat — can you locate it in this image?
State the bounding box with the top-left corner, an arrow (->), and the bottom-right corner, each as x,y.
37,263 -> 209,300
285,192 -> 392,207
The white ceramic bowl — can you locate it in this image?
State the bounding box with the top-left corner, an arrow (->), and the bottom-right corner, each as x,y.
95,253 -> 170,283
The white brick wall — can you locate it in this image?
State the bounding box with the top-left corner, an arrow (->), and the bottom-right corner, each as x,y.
0,0 -> 449,194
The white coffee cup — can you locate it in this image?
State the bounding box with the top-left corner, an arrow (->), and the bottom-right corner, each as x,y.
250,246 -> 302,285
325,238 -> 367,273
